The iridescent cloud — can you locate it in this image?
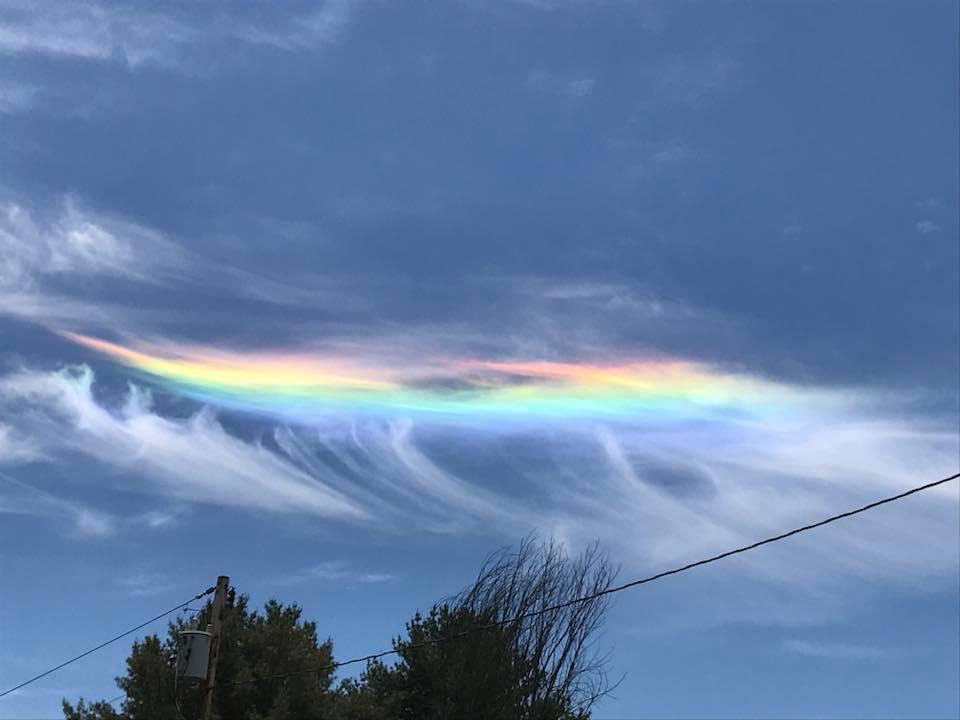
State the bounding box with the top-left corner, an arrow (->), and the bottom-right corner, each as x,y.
61,332 -> 807,426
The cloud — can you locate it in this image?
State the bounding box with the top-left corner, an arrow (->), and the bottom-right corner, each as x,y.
31,324 -> 958,590
567,77 -> 596,97
587,419 -> 959,584
0,196 -> 182,325
0,1 -> 115,60
783,639 -> 887,660
293,375 -> 956,587
0,365 -> 368,521
272,560 -> 395,587
0,197 -> 177,279
638,54 -> 740,110
272,421 -> 538,533
915,220 -> 941,234
230,0 -> 355,51
118,570 -> 174,598
128,509 -> 181,530
0,422 -> 41,463
409,273 -> 740,364
0,0 -> 357,69
915,198 -> 943,211
0,191 -> 956,595
501,0 -> 665,28
0,193 -> 346,331
3,350 -> 955,598
0,79 -> 36,114
526,70 -> 597,99
0,192 -> 739,374
0,470 -> 115,538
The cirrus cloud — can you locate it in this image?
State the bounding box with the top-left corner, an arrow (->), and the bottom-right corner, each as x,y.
0,356 -> 955,591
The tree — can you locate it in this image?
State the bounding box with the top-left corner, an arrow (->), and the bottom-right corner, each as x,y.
62,698 -> 121,720
64,537 -> 617,720
65,595 -> 336,720
337,536 -> 618,720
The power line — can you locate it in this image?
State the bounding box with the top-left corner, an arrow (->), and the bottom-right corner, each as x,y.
0,587 -> 216,700
223,471 -> 960,687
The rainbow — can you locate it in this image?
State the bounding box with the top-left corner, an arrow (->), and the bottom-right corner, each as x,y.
60,332 -> 795,425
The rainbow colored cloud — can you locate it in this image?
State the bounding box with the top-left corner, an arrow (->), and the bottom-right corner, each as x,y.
61,332 -> 799,425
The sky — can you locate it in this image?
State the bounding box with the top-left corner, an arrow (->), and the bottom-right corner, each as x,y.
0,1 -> 958,718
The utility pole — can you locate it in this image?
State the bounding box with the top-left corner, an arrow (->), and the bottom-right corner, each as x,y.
201,575 -> 229,720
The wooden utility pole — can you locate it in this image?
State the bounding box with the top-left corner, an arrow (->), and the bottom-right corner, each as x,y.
201,575 -> 229,720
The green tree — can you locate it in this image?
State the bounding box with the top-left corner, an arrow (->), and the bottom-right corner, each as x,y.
64,537 -> 616,720
61,698 -> 121,720
64,595 -> 336,720
337,537 -> 617,720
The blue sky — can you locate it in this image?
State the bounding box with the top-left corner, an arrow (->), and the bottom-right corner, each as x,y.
0,1 -> 958,718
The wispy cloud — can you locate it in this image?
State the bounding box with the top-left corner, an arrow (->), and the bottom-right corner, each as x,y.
128,508 -> 182,530
0,194 -> 955,599
915,198 -> 943,211
229,0 -> 355,52
0,0 -> 357,69
526,70 -> 597,99
118,570 -> 174,598
0,470 -> 115,538
915,220 -> 941,234
0,422 -> 41,463
783,639 -> 887,660
638,54 -> 741,110
0,196 -> 182,326
1,193 -> 738,373
0,1 -> 115,60
0,193 -> 358,331
0,79 -> 36,114
0,366 -> 368,521
500,0 -> 666,29
0,350 -> 955,595
0,197 -> 178,279
567,77 -> 596,97
273,560 -> 395,587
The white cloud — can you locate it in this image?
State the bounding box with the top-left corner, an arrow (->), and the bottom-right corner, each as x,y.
273,421 -> 539,533
490,0 -> 668,32
0,1 -> 114,60
237,378 -> 958,591
526,70 -> 597,100
128,509 -> 181,530
0,366 -> 368,521
915,198 -> 942,211
0,470 -> 115,538
0,193 -> 375,330
0,196 -> 182,325
567,77 -> 596,97
118,570 -> 174,598
0,356 -> 956,603
585,419 -> 959,585
273,560 -> 395,587
71,506 -> 116,537
231,0 -> 355,51
783,639 -> 886,660
0,423 -> 41,463
0,0 -> 357,69
638,55 -> 740,110
0,79 -> 36,114
915,220 -> 941,234
0,363 -> 543,533
0,196 -> 177,282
